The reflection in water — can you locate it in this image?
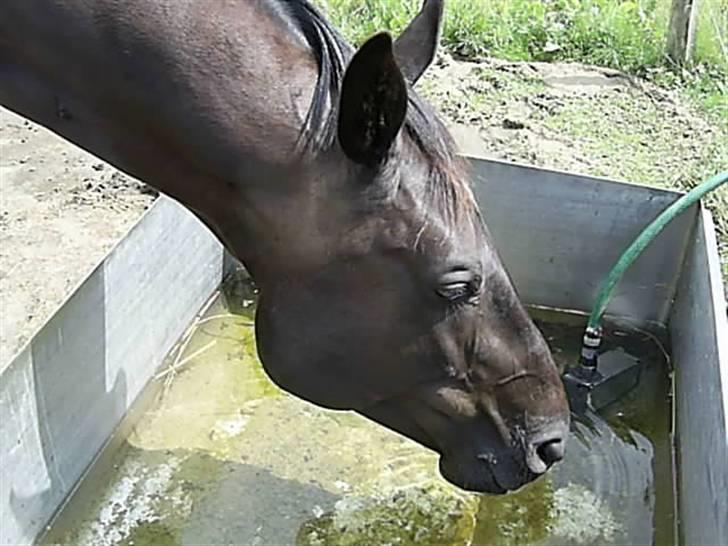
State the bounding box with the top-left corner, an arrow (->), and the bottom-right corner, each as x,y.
40,275 -> 675,546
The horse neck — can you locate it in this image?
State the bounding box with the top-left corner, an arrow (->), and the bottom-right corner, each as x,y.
0,0 -> 331,275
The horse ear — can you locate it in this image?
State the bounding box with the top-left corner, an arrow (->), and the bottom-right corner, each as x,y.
393,0 -> 444,85
338,32 -> 408,167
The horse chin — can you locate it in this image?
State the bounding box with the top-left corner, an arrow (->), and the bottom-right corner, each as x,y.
438,454 -> 530,495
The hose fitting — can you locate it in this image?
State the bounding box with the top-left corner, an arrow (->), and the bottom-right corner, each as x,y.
579,326 -> 602,369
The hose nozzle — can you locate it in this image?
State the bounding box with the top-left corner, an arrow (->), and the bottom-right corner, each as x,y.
579,326 -> 603,369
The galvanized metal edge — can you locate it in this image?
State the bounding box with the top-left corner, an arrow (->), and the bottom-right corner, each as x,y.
670,206 -> 728,546
461,153 -> 686,197
702,207 -> 728,452
702,208 -> 728,455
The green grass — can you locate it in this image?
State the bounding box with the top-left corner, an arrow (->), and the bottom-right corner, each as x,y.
316,0 -> 726,121
649,64 -> 727,126
694,0 -> 728,70
319,0 -> 663,69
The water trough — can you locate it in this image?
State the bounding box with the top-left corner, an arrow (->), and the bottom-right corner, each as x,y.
1,156 -> 726,545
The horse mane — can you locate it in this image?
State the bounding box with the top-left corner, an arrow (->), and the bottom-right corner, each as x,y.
280,0 -> 474,220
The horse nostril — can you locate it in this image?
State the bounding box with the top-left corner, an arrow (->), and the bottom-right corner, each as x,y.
536,438 -> 565,466
525,426 -> 568,475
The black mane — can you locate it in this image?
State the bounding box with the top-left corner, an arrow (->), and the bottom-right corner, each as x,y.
281,0 -> 472,218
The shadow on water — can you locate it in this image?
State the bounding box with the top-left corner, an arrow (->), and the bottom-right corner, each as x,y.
40,443 -> 338,546
2,267 -> 128,544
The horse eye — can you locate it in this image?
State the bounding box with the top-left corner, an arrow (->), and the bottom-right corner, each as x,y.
436,270 -> 482,303
437,282 -> 471,301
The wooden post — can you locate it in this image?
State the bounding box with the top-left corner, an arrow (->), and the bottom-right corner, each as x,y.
666,0 -> 702,65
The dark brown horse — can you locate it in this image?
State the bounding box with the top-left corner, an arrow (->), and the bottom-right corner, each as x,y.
0,0 -> 569,493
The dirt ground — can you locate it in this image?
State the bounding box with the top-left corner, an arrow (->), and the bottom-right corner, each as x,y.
1,58 -> 725,365
421,54 -> 726,224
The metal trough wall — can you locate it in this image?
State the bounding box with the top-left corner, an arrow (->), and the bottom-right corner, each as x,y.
0,197 -> 226,545
669,209 -> 728,545
0,158 -> 725,545
470,158 -> 696,326
470,157 -> 728,546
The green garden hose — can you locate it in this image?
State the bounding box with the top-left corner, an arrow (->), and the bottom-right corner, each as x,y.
577,170 -> 728,370
588,170 -> 727,330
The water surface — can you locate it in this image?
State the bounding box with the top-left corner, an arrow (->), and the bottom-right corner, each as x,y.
41,275 -> 675,546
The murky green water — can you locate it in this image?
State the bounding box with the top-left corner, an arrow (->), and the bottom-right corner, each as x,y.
40,274 -> 675,546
